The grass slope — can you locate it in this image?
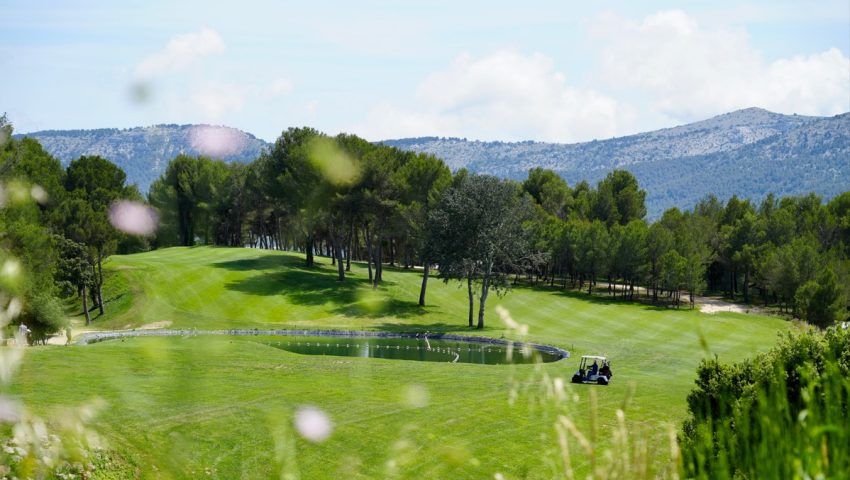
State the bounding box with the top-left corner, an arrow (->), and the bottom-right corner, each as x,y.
8,247 -> 791,478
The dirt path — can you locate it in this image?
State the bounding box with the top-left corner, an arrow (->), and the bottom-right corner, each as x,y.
45,320 -> 173,345
696,296 -> 765,315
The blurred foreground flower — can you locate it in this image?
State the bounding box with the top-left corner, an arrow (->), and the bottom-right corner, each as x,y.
402,384 -> 430,408
0,396 -> 22,423
308,137 -> 360,185
189,125 -> 248,158
294,406 -> 333,443
108,200 -> 158,235
30,185 -> 48,204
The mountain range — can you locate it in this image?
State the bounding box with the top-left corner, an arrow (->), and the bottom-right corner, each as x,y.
16,108 -> 850,217
382,108 -> 850,217
14,124 -> 268,193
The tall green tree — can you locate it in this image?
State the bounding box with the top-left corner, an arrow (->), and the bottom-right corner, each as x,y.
261,127 -> 323,265
428,175 -> 531,329
0,126 -> 68,339
577,220 -> 610,294
646,223 -> 673,302
523,168 -> 572,219
395,153 -> 451,305
54,234 -> 95,325
795,268 -> 846,328
592,170 -> 647,226
60,155 -> 132,315
612,220 -> 648,300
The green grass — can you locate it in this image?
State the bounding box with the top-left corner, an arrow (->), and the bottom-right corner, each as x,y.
5,247 -> 792,478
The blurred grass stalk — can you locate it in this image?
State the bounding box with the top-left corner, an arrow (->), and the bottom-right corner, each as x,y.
548,385 -> 681,480
1,180 -> 104,478
682,354 -> 849,479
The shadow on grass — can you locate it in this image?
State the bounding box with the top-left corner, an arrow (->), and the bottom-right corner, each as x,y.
213,254 -> 312,272
372,322 -> 483,334
333,297 -> 433,319
219,262 -> 419,318
509,282 -> 673,312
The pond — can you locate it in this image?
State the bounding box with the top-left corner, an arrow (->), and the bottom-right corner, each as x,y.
76,329 -> 568,365
260,335 -> 564,365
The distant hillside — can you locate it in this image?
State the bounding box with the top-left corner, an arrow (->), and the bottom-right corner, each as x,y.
15,125 -> 269,192
16,108 -> 849,216
383,108 -> 850,217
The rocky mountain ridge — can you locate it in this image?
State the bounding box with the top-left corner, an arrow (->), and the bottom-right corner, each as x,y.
382,108 -> 849,216
17,108 -> 849,217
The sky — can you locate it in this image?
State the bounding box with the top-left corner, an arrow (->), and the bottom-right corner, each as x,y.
1,0 -> 848,143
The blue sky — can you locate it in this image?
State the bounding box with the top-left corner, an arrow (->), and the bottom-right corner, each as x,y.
2,0 -> 848,142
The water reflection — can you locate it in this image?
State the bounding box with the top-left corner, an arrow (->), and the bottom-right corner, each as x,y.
262,336 -> 562,365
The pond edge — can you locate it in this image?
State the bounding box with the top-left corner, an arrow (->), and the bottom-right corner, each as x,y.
75,329 -> 570,361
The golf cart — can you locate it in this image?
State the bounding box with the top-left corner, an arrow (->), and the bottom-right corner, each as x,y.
571,355 -> 612,385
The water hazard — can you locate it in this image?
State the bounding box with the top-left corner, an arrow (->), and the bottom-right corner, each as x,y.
261,335 -> 564,365
76,329 -> 567,365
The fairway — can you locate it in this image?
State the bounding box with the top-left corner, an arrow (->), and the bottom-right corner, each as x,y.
9,247 -> 791,478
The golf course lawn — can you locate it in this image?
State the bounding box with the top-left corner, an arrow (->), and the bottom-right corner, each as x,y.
7,247 -> 793,478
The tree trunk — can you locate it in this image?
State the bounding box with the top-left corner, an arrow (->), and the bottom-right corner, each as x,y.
467,276 -> 474,328
346,222 -> 353,272
375,238 -> 383,286
82,284 -> 91,326
730,266 -> 737,297
89,274 -> 99,309
305,235 -> 314,267
419,263 -> 430,306
96,256 -> 105,315
477,263 -> 493,330
335,239 -> 345,281
365,224 -> 373,283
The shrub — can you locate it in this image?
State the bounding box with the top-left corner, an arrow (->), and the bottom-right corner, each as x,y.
19,292 -> 68,345
795,268 -> 846,328
681,328 -> 850,479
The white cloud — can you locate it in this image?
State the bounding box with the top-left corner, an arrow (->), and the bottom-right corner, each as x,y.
357,49 -> 631,142
593,10 -> 850,121
135,27 -> 225,78
191,83 -> 247,120
312,15 -> 425,56
267,77 -> 294,96
305,100 -> 319,118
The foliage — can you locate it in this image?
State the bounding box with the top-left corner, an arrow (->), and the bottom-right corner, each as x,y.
794,269 -> 846,328
681,327 -> 850,479
139,123 -> 849,327
0,176 -> 104,477
426,174 -> 533,328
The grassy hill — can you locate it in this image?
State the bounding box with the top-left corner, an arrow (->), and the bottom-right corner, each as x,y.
9,247 -> 791,478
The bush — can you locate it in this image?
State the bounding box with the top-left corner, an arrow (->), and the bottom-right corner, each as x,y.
19,293 -> 68,345
681,328 -> 850,479
795,268 -> 846,328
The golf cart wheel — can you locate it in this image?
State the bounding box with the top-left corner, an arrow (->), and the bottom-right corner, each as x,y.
571,374 -> 583,384
597,377 -> 609,386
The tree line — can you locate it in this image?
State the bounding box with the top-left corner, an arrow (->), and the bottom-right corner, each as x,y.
146,127 -> 850,329
1,114 -> 144,341
2,116 -> 848,336
515,168 -> 849,328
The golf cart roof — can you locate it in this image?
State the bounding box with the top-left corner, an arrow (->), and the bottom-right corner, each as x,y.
581,355 -> 607,360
